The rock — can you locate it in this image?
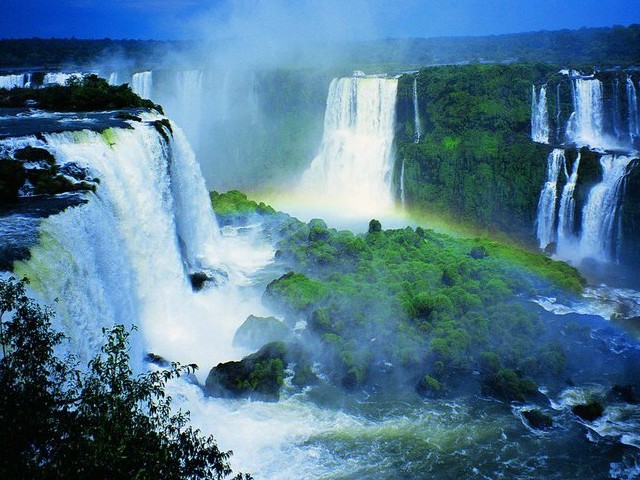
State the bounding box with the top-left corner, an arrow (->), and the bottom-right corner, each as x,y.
233,315 -> 292,350
145,352 -> 170,367
204,342 -> 287,401
116,111 -> 142,122
572,401 -> 604,421
189,268 -> 228,291
13,146 -> 55,166
522,409 -> 553,429
0,158 -> 26,204
543,242 -> 557,256
608,384 -> 639,404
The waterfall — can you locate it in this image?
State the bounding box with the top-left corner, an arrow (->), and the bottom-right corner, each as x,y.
565,76 -> 605,148
556,83 -> 562,143
579,155 -> 633,262
43,72 -> 82,86
108,72 -> 120,86
627,76 -> 639,143
12,114 -> 228,368
0,73 -> 27,90
413,76 -> 421,143
536,149 -> 565,249
299,74 -> 399,214
531,84 -> 550,143
556,153 -> 581,250
613,78 -> 623,141
131,71 -> 153,99
399,158 -> 406,206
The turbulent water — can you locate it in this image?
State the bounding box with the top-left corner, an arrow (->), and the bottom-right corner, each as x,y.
556,152 -> 581,252
298,74 -> 398,216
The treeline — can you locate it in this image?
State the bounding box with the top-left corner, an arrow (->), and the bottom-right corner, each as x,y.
349,24 -> 640,69
0,38 -> 180,69
2,24 -> 638,72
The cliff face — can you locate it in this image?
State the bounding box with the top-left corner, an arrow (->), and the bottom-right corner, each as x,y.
395,64 -> 640,266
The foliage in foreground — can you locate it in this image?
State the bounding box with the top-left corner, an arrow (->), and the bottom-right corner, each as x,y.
0,277 -> 249,480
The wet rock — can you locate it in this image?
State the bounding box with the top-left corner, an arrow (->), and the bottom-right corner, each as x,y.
522,409 -> 553,429
189,268 -> 228,291
608,384 -> 639,404
572,401 -> 604,421
233,315 -> 292,350
13,146 -> 55,165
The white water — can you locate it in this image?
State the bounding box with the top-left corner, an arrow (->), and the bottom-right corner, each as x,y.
108,72 -> 120,86
536,149 -> 565,249
579,155 -> 633,262
531,84 -> 550,144
131,71 -> 153,99
413,76 -> 421,143
627,76 -> 639,143
11,115 -> 273,372
298,74 -> 398,217
556,153 -> 581,255
43,72 -> 83,86
565,76 -> 609,149
0,73 -> 26,90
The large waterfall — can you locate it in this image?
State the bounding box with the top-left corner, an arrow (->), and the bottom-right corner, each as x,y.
531,84 -> 550,143
299,74 -> 398,215
565,75 -> 606,148
536,149 -> 565,248
579,155 -> 633,262
0,73 -> 27,89
9,115 -> 255,369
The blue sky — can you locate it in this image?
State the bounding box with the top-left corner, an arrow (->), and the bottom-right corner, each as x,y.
1,0 -> 638,40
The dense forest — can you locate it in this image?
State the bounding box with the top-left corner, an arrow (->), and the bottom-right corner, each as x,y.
1,24 -> 638,71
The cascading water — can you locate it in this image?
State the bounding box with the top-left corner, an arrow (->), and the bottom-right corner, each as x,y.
299,74 -> 398,215
0,73 -> 26,90
413,76 -> 421,143
9,115 -> 262,371
565,76 -> 605,148
536,149 -> 565,249
579,155 -> 633,262
108,72 -> 120,86
43,72 -> 82,86
131,71 -> 153,99
627,76 -> 639,143
531,84 -> 550,143
556,153 -> 581,253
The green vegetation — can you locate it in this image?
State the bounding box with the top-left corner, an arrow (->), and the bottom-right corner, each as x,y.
396,63 -> 556,239
0,277 -> 249,479
205,342 -> 287,401
210,190 -> 276,225
210,192 -> 585,400
0,74 -> 160,112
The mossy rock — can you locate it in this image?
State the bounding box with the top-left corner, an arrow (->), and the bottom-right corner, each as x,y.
233,315 -> 292,350
204,342 -> 287,401
416,374 -> 445,397
522,409 -> 553,429
572,401 -> 604,421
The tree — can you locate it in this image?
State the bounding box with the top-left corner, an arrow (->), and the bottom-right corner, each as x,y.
0,277 -> 250,479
